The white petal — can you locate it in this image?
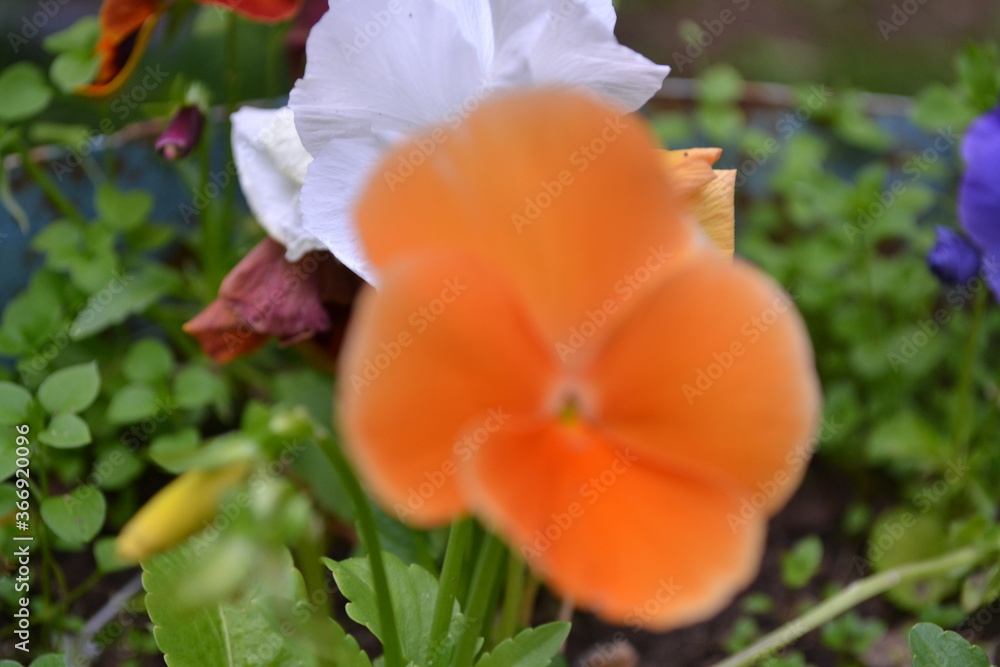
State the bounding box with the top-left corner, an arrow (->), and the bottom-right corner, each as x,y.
298,133 -> 386,283
492,1 -> 667,111
290,0 -> 486,156
231,107 -> 325,260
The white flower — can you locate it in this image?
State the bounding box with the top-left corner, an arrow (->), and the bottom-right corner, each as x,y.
240,0 -> 669,282
230,106 -> 324,260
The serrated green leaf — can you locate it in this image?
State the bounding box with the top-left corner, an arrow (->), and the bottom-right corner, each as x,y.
37,361 -> 100,414
324,552 -> 445,664
70,266 -> 180,340
908,622 -> 990,667
0,382 -> 33,424
0,62 -> 53,121
95,183 -> 153,232
474,623 -> 571,667
145,545 -> 322,667
107,383 -> 159,424
40,486 -> 106,544
39,413 -> 91,449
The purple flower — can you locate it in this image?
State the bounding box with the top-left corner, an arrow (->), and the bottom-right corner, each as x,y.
958,105 -> 1000,297
927,226 -> 981,285
155,105 -> 205,161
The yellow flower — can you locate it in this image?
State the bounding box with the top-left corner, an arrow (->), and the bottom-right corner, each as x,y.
116,461 -> 251,563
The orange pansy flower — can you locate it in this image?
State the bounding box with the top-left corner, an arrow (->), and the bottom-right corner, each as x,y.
80,0 -> 301,96
339,90 -> 820,629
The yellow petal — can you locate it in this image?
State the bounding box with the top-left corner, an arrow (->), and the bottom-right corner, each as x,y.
659,149 -> 735,257
116,461 -> 251,563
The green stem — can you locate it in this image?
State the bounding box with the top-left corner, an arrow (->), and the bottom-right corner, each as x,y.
317,435 -> 404,667
952,286 -> 987,458
496,552 -> 527,645
518,572 -> 542,627
713,545 -> 992,667
452,534 -> 507,667
427,519 -> 474,665
18,143 -> 85,224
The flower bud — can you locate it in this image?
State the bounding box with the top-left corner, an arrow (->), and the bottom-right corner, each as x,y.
927,226 -> 981,286
155,105 -> 205,161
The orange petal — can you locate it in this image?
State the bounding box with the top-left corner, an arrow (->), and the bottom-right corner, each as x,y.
585,250 -> 820,515
660,148 -> 722,195
659,149 -> 735,257
690,169 -> 736,257
199,0 -> 301,21
464,419 -> 765,630
356,90 -> 699,349
78,0 -> 162,96
338,252 -> 558,526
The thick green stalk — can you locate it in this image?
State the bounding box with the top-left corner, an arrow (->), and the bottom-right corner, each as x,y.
318,435 -> 405,667
452,534 -> 507,667
714,545 -> 991,667
496,553 -> 527,644
428,519 -> 475,665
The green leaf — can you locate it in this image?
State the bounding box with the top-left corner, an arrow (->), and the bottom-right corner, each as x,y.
37,361 -> 100,414
29,656 -> 67,667
107,383 -> 160,424
49,51 -> 101,94
0,62 -> 53,122
0,382 -> 33,424
324,552 -> 445,664
42,16 -> 99,54
70,266 -> 181,340
40,486 -> 106,544
908,622 -> 990,667
124,338 -> 175,383
91,444 -> 144,490
94,537 -> 130,573
780,536 -> 823,589
474,623 -> 571,667
323,618 -> 374,667
173,366 -> 226,410
38,413 -> 92,449
148,428 -> 201,473
146,545 -> 323,667
28,122 -> 93,149
95,183 -> 153,232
